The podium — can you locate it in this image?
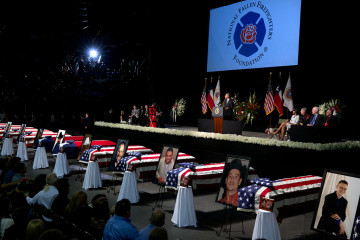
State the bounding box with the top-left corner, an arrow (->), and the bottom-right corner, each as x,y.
212,107 -> 224,133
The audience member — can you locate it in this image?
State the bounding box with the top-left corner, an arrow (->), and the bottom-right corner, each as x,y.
89,196 -> 110,239
129,105 -> 140,125
3,157 -> 21,184
51,178 -> 70,216
102,198 -> 139,240
28,174 -> 47,198
148,227 -> 168,240
38,228 -> 66,240
11,162 -> 27,183
64,190 -> 92,229
0,197 -> 14,238
138,210 -> 165,240
26,173 -> 59,223
2,206 -> 29,240
26,219 -> 47,240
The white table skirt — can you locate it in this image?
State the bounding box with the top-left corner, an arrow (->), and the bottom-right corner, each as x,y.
33,147 -> 49,169
1,138 -> 14,156
53,153 -> 70,178
117,171 -> 139,203
171,186 -> 197,227
252,209 -> 281,240
16,141 -> 29,161
82,161 -> 103,190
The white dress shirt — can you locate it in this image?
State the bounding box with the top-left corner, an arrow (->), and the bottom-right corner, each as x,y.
26,185 -> 59,221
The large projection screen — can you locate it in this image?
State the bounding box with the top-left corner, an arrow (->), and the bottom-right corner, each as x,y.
207,0 -> 302,72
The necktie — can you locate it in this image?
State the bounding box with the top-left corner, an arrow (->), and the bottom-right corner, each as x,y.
310,115 -> 317,125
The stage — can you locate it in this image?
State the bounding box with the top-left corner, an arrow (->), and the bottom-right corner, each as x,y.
93,121 -> 360,180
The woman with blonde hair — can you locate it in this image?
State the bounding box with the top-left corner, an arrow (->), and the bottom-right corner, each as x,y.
26,219 -> 46,240
64,190 -> 91,230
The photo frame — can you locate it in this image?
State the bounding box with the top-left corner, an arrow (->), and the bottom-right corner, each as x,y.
215,154 -> 251,208
2,122 -> 12,138
109,139 -> 129,171
77,134 -> 93,160
154,145 -> 180,185
311,169 -> 360,239
259,196 -> 274,212
52,129 -> 66,151
33,128 -> 44,148
16,124 -> 26,142
350,196 -> 360,240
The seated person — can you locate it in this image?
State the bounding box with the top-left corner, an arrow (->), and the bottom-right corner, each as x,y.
322,109 -> 338,127
307,106 -> 323,126
272,109 -> 299,140
298,107 -> 310,126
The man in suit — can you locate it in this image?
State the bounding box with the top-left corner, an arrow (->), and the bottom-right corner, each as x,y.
129,105 -> 140,125
317,180 -> 348,238
224,93 -> 234,120
307,106 -> 323,126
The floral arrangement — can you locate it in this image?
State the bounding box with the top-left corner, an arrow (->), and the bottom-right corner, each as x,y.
95,121 -> 360,151
319,98 -> 345,119
233,91 -> 261,125
170,98 -> 187,122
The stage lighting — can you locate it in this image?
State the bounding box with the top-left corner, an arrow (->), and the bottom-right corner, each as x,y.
89,49 -> 98,58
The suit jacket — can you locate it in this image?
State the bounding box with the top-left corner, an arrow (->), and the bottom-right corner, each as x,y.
317,191 -> 347,236
309,114 -> 323,126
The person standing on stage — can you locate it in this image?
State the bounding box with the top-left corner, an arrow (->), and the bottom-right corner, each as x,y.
223,93 -> 234,120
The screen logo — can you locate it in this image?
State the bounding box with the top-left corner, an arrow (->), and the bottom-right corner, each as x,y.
228,1 -> 273,67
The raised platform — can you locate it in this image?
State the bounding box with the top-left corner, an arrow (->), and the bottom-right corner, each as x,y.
93,122 -> 360,180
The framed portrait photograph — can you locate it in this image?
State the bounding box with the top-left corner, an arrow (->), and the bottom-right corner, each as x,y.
33,128 -> 44,148
52,129 -> 66,151
259,196 -> 274,212
311,169 -> 360,239
77,134 -> 93,160
350,196 -> 360,240
16,124 -> 27,142
154,145 -> 180,185
216,155 -> 251,208
109,139 -> 129,171
2,122 -> 12,138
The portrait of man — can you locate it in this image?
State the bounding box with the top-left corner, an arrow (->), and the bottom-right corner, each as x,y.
312,170 -> 360,239
155,146 -> 179,184
2,122 -> 12,138
216,155 -> 250,207
33,128 -> 44,148
317,180 -> 349,238
110,139 -> 129,170
77,134 -> 92,160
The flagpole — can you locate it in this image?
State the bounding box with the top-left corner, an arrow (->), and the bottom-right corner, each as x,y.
269,72 -> 272,129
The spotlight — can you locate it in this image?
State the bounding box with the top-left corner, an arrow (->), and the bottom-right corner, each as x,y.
89,49 -> 98,58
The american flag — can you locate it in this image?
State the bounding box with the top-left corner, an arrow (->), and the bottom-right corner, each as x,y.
201,82 -> 207,114
353,216 -> 360,240
237,175 -> 323,222
264,73 -> 275,115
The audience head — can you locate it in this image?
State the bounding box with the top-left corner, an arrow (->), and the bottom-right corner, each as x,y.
149,210 -> 165,227
9,157 -> 21,169
54,178 -> 70,196
65,190 -> 87,216
29,174 -> 46,197
14,162 -> 27,175
149,227 -> 168,240
43,173 -> 57,192
38,228 -> 65,240
92,196 -> 110,220
90,194 -> 106,207
115,198 -> 131,218
326,109 -> 333,116
26,219 -> 47,240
